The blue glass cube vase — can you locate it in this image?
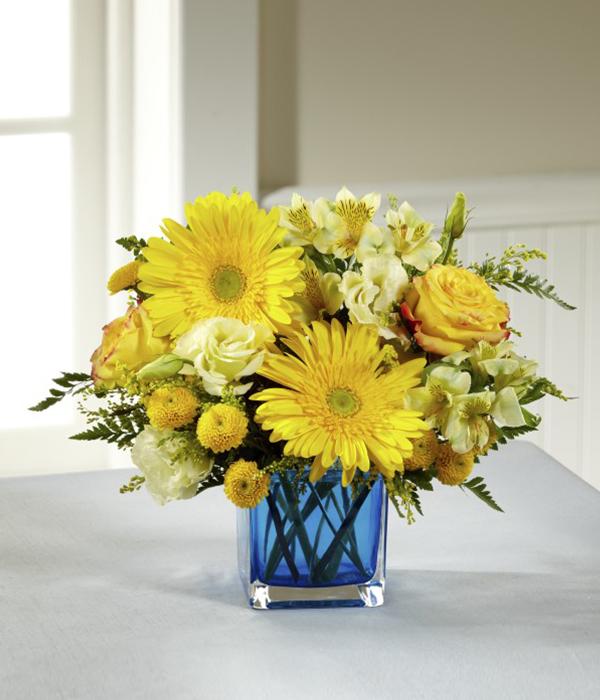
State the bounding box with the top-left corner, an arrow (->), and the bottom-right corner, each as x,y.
237,469 -> 388,609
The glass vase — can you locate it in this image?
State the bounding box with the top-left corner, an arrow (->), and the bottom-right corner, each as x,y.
237,469 -> 388,609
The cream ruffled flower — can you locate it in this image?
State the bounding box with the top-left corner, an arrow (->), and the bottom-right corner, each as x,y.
173,317 -> 273,396
339,255 -> 408,338
279,193 -> 330,246
314,187 -> 386,262
131,427 -> 213,505
385,202 -> 441,271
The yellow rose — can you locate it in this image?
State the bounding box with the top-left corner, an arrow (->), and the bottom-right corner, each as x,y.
91,305 -> 170,388
401,264 -> 509,356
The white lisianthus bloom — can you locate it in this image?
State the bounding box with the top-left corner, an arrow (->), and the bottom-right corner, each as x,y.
339,255 -> 408,338
385,202 -> 441,271
173,317 -> 273,396
279,193 -> 330,247
131,427 -> 213,505
314,187 -> 384,262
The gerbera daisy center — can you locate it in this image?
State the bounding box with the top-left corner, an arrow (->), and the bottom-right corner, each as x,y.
211,265 -> 247,302
327,387 -> 361,417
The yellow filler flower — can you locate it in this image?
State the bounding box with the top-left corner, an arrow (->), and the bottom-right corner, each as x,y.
434,443 -> 475,485
146,386 -> 199,430
196,403 -> 248,453
252,319 -> 428,486
138,192 -> 305,337
107,260 -> 141,294
224,459 -> 270,508
404,430 -> 440,471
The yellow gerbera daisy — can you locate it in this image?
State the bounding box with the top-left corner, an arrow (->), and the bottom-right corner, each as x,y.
251,319 -> 429,485
138,192 -> 305,337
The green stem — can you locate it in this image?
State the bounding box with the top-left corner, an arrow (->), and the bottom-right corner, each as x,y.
312,484 -> 371,583
441,236 -> 455,265
263,480 -> 336,580
265,493 -> 299,581
279,474 -> 314,569
311,485 -> 367,578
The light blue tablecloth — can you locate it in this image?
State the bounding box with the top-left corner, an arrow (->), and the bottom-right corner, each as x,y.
1,441 -> 599,699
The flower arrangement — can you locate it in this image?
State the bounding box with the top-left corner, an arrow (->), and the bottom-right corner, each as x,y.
32,188 -> 573,605
33,188 -> 573,513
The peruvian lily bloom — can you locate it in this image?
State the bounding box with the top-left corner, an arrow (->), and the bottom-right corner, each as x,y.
404,365 -> 472,431
445,387 -> 525,454
385,202 -> 442,271
292,257 -> 343,323
444,341 -> 538,394
279,193 -> 330,247
314,187 -> 387,262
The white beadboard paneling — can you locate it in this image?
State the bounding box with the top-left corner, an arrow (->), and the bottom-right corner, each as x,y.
543,227 -> 585,476
505,228 -> 548,450
582,226 -> 600,490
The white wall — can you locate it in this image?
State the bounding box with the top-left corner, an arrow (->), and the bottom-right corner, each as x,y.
259,0 -> 600,190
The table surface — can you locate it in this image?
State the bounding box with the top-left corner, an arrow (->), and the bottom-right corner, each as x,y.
2,441 -> 600,700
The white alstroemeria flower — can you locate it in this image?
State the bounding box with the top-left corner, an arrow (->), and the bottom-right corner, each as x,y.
314,187 -> 384,262
131,427 -> 213,505
173,317 -> 273,396
479,353 -> 538,394
293,257 -> 343,322
279,193 -> 330,246
445,391 -> 494,454
444,387 -> 525,454
404,366 -> 472,431
339,255 -> 408,338
385,202 -> 441,271
443,340 -> 538,395
490,386 -> 526,427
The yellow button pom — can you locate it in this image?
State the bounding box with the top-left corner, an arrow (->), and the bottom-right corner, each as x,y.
224,459 -> 270,508
434,443 -> 475,485
107,260 -> 141,295
196,404 -> 248,453
404,430 -> 440,471
146,386 -> 199,430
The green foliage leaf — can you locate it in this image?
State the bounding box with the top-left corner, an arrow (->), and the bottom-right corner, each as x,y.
29,371 -> 92,412
460,476 -> 504,513
70,406 -> 147,449
115,235 -> 148,259
520,376 -> 573,405
470,251 -> 575,310
404,469 -> 435,491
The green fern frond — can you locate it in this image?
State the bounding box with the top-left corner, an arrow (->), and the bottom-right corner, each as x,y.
29,371 -> 92,412
460,476 -> 504,512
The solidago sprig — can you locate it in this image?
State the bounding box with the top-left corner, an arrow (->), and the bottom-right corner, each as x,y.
470,244 -> 575,310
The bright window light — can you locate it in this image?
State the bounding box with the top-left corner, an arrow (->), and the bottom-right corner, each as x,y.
0,0 -> 71,119
0,133 -> 72,427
